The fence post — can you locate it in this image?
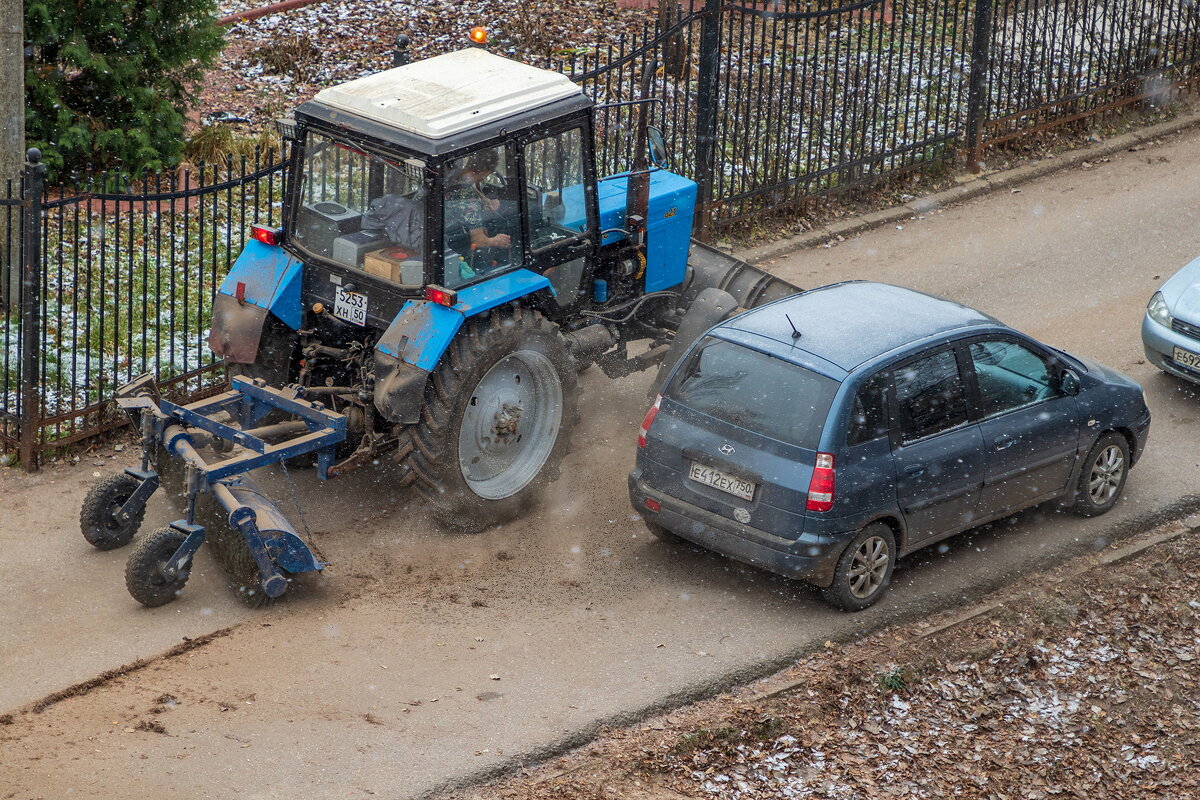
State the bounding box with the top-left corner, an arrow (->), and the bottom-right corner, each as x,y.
19,147 -> 45,472
692,0 -> 723,240
964,0 -> 995,174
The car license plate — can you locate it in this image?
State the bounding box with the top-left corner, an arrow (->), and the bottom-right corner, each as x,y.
1173,346 -> 1200,369
334,287 -> 367,326
688,461 -> 755,501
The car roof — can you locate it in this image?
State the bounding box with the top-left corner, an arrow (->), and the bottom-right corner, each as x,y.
714,281 -> 1002,372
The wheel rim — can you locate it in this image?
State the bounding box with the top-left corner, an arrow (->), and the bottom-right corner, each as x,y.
458,349 -> 563,500
1087,444 -> 1125,505
848,535 -> 890,599
103,489 -> 133,533
151,538 -> 186,587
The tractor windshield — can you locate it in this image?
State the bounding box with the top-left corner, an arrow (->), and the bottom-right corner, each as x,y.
293,131 -> 430,286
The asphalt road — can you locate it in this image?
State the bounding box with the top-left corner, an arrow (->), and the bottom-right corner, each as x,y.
4,127 -> 1200,798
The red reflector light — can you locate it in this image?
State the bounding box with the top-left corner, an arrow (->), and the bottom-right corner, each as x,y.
250,225 -> 280,246
644,498 -> 661,513
235,281 -> 246,303
806,452 -> 835,512
424,286 -> 458,307
637,394 -> 662,448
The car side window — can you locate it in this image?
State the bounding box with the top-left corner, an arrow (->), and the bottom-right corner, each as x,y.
894,349 -> 970,443
969,339 -> 1056,418
847,372 -> 890,446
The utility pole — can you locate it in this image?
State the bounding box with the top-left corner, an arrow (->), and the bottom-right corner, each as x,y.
0,0 -> 23,307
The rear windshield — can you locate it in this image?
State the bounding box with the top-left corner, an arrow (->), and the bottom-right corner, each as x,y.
666,337 -> 837,449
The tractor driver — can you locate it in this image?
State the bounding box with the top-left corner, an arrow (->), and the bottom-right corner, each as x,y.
443,147 -> 515,284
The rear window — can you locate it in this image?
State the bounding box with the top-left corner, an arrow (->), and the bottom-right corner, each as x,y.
666,338 -> 837,449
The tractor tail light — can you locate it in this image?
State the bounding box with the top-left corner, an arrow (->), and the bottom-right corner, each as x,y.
637,394 -> 662,448
806,452 -> 835,512
250,225 -> 280,246
424,286 -> 458,307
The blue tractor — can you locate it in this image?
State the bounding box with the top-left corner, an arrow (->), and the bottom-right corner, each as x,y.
82,44 -> 798,606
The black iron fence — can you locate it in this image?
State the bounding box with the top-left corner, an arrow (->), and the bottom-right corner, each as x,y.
4,0 -> 1199,467
1,148 -> 289,468
543,0 -> 1199,225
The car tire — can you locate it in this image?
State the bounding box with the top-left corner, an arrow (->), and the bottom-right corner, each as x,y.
821,522 -> 896,612
1070,431 -> 1129,517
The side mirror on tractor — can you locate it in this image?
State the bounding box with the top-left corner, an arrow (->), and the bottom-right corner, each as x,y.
647,126 -> 671,170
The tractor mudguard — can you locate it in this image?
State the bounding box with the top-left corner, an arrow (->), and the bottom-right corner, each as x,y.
209,239 -> 303,364
373,269 -> 553,424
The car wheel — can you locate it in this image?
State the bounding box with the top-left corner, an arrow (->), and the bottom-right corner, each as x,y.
1071,431 -> 1129,517
821,522 -> 896,612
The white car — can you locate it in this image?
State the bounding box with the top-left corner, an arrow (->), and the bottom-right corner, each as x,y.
1142,255 -> 1200,383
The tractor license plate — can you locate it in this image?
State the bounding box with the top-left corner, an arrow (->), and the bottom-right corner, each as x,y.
334,287 -> 367,326
1173,345 -> 1200,369
688,461 -> 755,501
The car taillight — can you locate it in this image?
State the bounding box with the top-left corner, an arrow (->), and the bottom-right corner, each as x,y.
637,394 -> 662,448
806,452 -> 835,512
250,225 -> 281,246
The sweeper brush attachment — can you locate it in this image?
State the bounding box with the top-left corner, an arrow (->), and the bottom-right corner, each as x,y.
81,374 -> 346,607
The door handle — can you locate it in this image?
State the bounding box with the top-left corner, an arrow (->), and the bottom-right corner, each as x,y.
904,464 -> 926,477
993,435 -> 1016,451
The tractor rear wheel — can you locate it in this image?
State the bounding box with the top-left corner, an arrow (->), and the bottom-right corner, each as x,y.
400,305 -> 577,532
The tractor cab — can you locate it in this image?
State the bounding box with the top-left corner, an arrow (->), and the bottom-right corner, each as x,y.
285,47 -> 602,321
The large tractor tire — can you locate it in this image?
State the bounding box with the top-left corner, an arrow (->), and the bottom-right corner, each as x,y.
400,305 -> 578,533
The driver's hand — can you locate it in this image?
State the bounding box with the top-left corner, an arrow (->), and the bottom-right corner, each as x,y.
484,197 -> 500,213
488,232 -> 511,247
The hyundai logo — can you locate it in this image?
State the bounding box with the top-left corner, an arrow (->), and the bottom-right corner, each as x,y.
719,443 -> 735,455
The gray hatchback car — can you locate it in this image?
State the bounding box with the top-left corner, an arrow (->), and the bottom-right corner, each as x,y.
629,281 -> 1151,610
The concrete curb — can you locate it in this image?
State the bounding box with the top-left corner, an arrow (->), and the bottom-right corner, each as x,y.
735,105 -> 1200,265
440,504 -> 1200,799
706,515 -> 1197,709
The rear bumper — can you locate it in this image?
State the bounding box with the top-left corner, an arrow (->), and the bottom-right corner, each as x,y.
628,467 -> 845,588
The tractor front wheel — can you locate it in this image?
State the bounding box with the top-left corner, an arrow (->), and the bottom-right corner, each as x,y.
400,306 -> 578,532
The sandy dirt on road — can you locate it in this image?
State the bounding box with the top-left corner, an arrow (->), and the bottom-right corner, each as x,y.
468,524 -> 1200,800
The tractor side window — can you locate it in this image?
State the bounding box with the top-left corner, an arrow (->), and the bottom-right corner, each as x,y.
523,127 -> 590,250
441,145 -> 518,289
294,131 -> 428,285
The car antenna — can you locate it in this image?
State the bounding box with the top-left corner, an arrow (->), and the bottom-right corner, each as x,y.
785,314 -> 802,340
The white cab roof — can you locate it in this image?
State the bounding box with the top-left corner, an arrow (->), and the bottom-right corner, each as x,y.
313,48 -> 584,140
